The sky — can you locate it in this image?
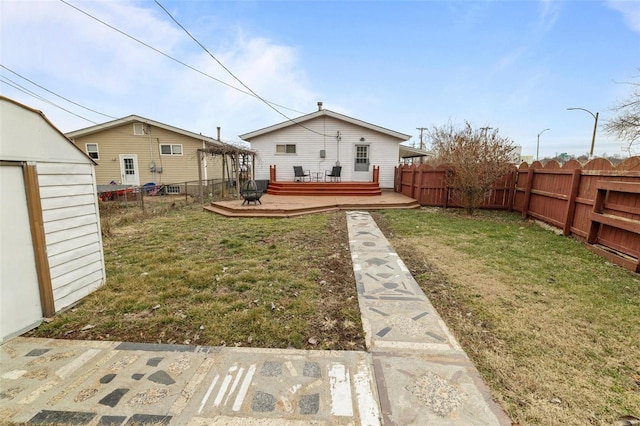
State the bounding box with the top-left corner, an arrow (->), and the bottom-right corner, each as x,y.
1,0 -> 639,159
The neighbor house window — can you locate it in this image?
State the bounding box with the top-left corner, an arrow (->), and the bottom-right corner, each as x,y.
160,144 -> 183,155
276,144 -> 296,154
133,123 -> 145,135
86,143 -> 99,160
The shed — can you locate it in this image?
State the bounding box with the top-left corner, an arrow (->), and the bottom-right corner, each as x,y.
0,96 -> 106,342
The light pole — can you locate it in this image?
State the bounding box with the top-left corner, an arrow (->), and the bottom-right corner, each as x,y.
567,107 -> 599,160
536,128 -> 550,161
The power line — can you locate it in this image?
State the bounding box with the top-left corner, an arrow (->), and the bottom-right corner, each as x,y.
0,76 -> 99,124
1,64 -> 118,119
58,0 -> 305,115
153,0 -> 332,138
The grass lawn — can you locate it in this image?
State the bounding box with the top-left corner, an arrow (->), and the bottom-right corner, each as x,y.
28,202 -> 639,425
376,208 -> 640,426
30,205 -> 364,351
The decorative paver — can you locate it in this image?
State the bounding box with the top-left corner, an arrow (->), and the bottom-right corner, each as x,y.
347,211 -> 510,425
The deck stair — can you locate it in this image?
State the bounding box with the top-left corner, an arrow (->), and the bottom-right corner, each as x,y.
205,193 -> 420,218
267,181 -> 382,196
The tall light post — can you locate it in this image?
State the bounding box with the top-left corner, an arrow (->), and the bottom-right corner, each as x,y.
536,128 -> 550,161
567,107 -> 599,160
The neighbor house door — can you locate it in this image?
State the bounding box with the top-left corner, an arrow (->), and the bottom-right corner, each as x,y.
119,154 -> 140,186
353,144 -> 370,181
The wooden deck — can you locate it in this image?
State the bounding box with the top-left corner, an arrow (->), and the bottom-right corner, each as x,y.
205,191 -> 420,218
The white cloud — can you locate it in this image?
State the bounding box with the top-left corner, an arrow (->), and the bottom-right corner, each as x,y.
607,0 -> 640,33
0,0 -> 319,139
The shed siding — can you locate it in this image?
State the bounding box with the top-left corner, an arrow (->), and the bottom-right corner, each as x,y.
249,115 -> 401,188
37,162 -> 105,312
69,124 -> 223,185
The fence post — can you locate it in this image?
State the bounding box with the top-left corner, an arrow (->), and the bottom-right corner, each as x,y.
416,166 -> 423,204
521,168 -> 535,219
443,169 -> 450,208
562,168 -> 582,236
507,170 -> 517,211
409,167 -> 416,199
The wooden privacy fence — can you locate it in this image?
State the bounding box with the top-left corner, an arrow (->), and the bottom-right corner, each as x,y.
395,157 -> 640,272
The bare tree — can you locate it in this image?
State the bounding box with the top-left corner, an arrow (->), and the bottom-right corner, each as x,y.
604,71 -> 640,154
429,121 -> 515,215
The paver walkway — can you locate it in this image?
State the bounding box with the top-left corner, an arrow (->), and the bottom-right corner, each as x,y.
0,211 -> 510,425
346,211 -> 510,425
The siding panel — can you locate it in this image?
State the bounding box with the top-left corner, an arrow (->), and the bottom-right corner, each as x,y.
42,204 -> 97,223
38,162 -> 105,312
39,184 -> 95,198
41,194 -> 96,210
45,223 -> 99,245
50,251 -> 102,280
54,271 -> 102,311
48,242 -> 102,268
44,214 -> 99,236
47,234 -> 100,257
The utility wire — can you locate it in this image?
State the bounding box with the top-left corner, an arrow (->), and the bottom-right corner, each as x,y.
1,64 -> 118,120
59,0 -> 305,115
0,76 -> 99,124
153,0 -> 331,138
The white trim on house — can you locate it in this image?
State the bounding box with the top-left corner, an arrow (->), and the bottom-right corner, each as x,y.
85,143 -> 99,160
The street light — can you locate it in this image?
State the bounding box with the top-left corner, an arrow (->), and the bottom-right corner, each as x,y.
567,107 -> 599,160
536,128 -> 550,161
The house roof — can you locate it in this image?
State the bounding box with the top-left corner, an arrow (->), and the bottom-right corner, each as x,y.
0,96 -> 97,164
65,114 -> 223,146
239,109 -> 412,141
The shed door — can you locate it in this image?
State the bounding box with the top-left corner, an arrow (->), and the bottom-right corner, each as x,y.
0,166 -> 43,342
119,154 -> 140,186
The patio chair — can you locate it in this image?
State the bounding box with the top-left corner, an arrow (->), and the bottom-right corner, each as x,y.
240,179 -> 263,205
325,166 -> 342,182
293,166 -> 311,182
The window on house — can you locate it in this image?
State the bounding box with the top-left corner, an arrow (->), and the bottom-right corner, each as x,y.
133,123 -> 145,135
85,143 -> 99,160
160,144 -> 183,155
276,144 -> 296,154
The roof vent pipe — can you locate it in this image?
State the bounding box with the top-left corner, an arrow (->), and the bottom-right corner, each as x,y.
217,126 -> 221,141
317,101 -> 323,111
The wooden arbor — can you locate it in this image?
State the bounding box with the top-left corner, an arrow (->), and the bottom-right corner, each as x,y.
196,143 -> 257,202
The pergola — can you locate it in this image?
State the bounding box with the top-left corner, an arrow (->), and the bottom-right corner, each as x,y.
196,142 -> 257,201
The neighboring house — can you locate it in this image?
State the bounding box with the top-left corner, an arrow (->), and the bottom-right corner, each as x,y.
0,96 -> 105,342
239,103 -> 411,189
66,115 -> 225,186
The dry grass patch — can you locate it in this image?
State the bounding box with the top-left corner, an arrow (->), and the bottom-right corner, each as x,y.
376,209 -> 640,426
28,206 -> 363,351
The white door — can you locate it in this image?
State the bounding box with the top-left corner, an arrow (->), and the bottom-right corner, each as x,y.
119,154 -> 140,186
0,166 -> 43,342
353,144 -> 370,181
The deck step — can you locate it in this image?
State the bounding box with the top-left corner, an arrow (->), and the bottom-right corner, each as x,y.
267,181 -> 382,196
204,196 -> 420,218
